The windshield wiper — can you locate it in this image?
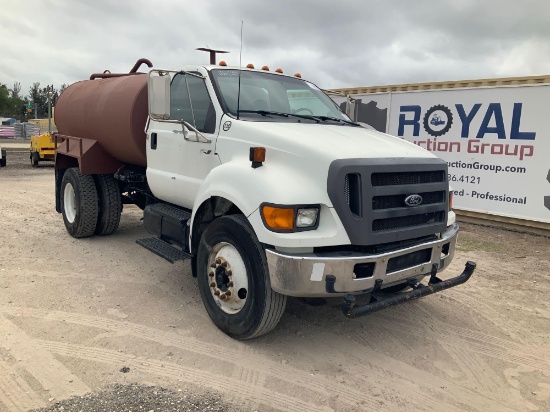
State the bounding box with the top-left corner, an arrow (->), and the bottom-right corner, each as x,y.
238,110 -> 289,118
237,110 -> 322,122
315,115 -> 360,126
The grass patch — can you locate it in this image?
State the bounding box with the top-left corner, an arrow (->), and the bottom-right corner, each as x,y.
456,235 -> 506,253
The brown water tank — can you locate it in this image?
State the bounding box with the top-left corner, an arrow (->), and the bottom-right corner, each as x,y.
55,74 -> 148,167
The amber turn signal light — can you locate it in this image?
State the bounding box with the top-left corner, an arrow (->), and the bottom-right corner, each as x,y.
249,147 -> 266,162
249,147 -> 265,168
262,205 -> 294,231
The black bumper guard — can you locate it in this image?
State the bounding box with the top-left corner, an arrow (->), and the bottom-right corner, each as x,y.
337,261 -> 476,319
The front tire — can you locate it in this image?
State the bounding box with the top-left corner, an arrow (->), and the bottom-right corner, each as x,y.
61,168 -> 98,238
94,174 -> 122,236
197,215 -> 287,339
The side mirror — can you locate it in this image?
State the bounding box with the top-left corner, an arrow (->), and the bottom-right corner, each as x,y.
148,70 -> 171,120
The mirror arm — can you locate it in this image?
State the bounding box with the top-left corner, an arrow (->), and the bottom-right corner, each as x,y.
182,121 -> 211,143
147,118 -> 211,143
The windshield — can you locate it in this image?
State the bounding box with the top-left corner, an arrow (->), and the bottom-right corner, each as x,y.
210,69 -> 350,122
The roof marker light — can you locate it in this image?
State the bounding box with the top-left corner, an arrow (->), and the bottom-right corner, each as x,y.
246,63 -> 255,69
275,68 -> 283,73
294,73 -> 302,78
262,65 -> 270,71
219,61 -> 227,66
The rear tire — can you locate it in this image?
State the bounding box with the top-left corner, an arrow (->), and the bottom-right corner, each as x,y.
61,168 -> 98,238
94,175 -> 122,235
197,215 -> 287,339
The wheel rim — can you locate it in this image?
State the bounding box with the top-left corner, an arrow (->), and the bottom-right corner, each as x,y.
207,242 -> 248,314
63,182 -> 77,223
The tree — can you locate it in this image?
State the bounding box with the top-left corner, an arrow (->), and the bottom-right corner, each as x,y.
10,82 -> 22,100
29,82 -> 45,117
7,82 -> 25,119
28,83 -> 58,118
0,83 -> 10,116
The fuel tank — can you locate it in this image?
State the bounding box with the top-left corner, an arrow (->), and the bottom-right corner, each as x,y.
55,74 -> 148,167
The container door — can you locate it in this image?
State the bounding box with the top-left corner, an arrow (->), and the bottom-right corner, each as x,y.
146,73 -> 220,209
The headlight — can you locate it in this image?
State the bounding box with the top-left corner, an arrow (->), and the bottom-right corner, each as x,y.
261,204 -> 320,232
296,208 -> 318,227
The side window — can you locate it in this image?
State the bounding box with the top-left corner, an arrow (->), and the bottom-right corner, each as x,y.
170,74 -> 216,133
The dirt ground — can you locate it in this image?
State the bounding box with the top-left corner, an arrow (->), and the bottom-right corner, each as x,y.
1,149 -> 549,412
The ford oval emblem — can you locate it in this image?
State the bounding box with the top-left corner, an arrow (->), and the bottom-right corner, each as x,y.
404,194 -> 423,207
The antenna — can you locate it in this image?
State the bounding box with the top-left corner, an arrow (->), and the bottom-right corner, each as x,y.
237,21 -> 243,120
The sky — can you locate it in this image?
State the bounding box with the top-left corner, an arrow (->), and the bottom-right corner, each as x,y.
2,0 -> 550,97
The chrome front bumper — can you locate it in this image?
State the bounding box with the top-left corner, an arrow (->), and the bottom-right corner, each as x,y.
265,224 -> 459,297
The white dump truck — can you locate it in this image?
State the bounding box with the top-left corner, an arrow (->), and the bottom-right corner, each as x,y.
53,58 -> 475,339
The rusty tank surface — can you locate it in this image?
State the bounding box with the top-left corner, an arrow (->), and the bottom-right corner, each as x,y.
55,59 -> 153,167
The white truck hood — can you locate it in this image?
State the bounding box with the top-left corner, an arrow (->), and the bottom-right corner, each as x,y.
218,120 -> 436,162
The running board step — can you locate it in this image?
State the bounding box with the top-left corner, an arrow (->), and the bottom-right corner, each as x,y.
136,237 -> 192,264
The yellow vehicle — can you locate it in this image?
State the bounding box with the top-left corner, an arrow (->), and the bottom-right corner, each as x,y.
30,133 -> 58,167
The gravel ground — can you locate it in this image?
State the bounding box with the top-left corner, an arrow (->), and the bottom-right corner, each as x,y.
30,384 -> 241,412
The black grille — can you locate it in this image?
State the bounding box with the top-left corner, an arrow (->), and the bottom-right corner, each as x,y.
373,211 -> 445,232
327,158 -> 449,246
372,171 -> 445,186
386,248 -> 432,273
372,191 -> 445,210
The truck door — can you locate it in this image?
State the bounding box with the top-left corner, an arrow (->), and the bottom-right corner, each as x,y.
146,72 -> 220,208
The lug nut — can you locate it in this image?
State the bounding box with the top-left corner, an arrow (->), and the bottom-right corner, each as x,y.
210,263 -> 216,268
215,258 -> 221,265
228,281 -> 234,287
221,261 -> 228,268
209,272 -> 214,277
210,282 -> 216,288
220,294 -> 227,301
225,290 -> 232,297
226,270 -> 232,277
214,290 -> 220,296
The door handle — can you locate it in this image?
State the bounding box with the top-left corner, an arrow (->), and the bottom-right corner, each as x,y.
151,133 -> 157,150
200,149 -> 212,155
